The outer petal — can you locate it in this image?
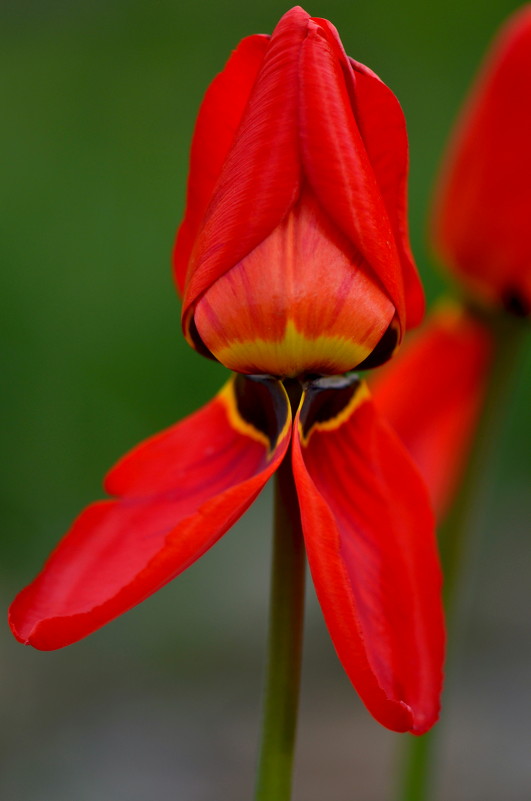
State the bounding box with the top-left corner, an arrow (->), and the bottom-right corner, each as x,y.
292,376 -> 444,733
431,6 -> 531,315
371,304 -> 493,517
310,16 -> 423,327
173,33 -> 270,294
181,7 -> 308,336
9,376 -> 291,650
348,58 -> 424,328
299,19 -> 405,328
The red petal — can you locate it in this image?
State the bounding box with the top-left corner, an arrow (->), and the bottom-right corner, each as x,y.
299,20 -> 405,328
371,304 -> 493,518
9,376 -> 291,650
292,377 -> 445,733
309,17 -> 422,328
431,6 -> 531,314
173,33 -> 270,294
349,58 -> 424,328
181,7 -> 309,332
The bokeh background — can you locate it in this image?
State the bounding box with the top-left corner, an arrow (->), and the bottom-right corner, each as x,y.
1,1 -> 530,799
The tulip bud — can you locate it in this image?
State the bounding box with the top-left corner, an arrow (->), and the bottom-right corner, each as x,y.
174,6 -> 424,378
432,6 -> 531,317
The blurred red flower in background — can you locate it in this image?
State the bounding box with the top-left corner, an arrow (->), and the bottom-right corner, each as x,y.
9,7 -> 444,735
373,6 -> 531,516
432,5 -> 531,317
372,304 -> 493,517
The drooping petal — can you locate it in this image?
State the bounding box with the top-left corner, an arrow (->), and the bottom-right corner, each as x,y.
431,6 -> 531,315
9,376 -> 291,650
181,7 -> 309,337
292,375 -> 444,734
299,19 -> 405,328
173,33 -> 270,294
194,188 -> 394,377
371,304 -> 493,517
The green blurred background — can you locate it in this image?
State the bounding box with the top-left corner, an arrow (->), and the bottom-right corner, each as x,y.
1,1 -> 530,798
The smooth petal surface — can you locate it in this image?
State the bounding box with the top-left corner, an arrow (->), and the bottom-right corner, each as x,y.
299,20 -> 404,327
194,188 -> 394,377
181,7 -> 307,336
371,304 -> 493,517
173,33 -> 270,294
292,376 -> 444,733
10,376 -> 291,650
348,57 -> 424,328
431,6 -> 531,315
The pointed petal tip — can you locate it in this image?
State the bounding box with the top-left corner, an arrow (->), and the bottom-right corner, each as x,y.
7,606 -> 29,646
379,699 -> 414,733
8,593 -> 50,650
278,6 -> 310,24
360,672 -> 442,734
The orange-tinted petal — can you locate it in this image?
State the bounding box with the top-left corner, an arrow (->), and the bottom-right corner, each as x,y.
432,6 -> 531,315
194,188 -> 394,377
292,376 -> 444,733
173,33 -> 270,294
371,303 -> 493,517
9,376 -> 291,650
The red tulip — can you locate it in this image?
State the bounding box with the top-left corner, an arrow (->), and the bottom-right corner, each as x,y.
432,5 -> 531,316
175,6 -> 425,375
9,8 -> 444,735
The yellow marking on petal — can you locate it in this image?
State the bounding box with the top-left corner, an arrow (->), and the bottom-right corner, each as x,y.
217,379 -> 270,450
273,400 -> 292,453
298,380 -> 371,447
215,319 -> 372,378
217,377 -> 291,456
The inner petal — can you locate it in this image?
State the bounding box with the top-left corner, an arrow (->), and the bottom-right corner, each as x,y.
194,189 -> 394,377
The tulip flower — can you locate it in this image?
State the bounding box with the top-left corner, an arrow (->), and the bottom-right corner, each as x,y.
9,7 -> 444,738
432,5 -> 531,317
175,6 -> 425,375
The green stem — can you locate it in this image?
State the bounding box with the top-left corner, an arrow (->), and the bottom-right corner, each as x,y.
255,452 -> 306,801
397,309 -> 526,801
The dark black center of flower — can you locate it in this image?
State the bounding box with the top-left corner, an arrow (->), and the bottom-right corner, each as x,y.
298,374 -> 362,439
355,318 -> 400,370
233,374 -> 291,450
232,372 -> 364,452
